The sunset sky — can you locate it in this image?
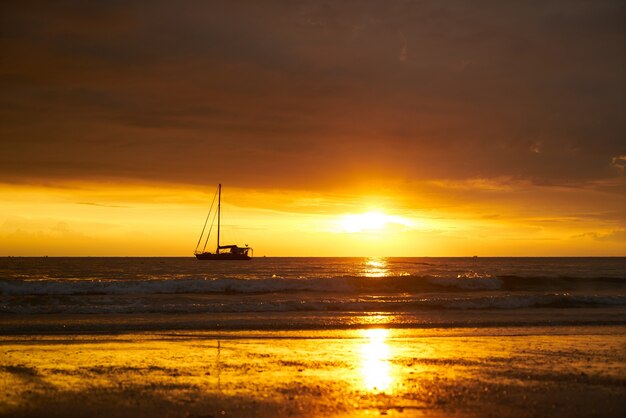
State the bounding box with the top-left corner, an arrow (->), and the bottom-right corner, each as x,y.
1,0 -> 624,256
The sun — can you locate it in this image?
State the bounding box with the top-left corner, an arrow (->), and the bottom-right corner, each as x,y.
338,211 -> 411,233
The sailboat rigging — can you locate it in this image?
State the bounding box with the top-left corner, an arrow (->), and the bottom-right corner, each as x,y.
194,184 -> 253,260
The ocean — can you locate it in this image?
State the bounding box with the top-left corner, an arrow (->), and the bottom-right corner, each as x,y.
1,257 -> 625,332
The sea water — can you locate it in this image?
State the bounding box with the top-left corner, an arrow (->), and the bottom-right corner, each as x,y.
1,257 -> 625,331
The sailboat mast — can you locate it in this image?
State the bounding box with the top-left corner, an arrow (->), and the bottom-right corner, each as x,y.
216,183 -> 221,253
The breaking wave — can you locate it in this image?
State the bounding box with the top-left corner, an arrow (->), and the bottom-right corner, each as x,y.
1,274 -> 623,296
2,293 -> 626,315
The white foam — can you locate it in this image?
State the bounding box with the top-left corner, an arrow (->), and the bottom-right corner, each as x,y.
427,275 -> 503,290
0,277 -> 353,296
3,292 -> 625,315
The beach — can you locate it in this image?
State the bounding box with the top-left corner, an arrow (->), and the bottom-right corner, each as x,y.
1,257 -> 625,416
2,326 -> 625,417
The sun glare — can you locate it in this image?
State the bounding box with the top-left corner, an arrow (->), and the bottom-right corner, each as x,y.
364,257 -> 389,277
360,328 -> 393,392
338,211 -> 411,233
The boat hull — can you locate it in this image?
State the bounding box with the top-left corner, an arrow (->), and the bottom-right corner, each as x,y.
195,252 -> 251,260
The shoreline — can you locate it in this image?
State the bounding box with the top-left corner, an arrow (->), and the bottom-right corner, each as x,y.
2,307 -> 625,335
2,325 -> 625,417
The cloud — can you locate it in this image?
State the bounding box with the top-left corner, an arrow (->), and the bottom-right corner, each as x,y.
573,229 -> 626,242
398,30 -> 407,63
529,141 -> 542,154
77,202 -> 129,208
0,0 -> 624,191
612,155 -> 626,171
596,229 -> 626,242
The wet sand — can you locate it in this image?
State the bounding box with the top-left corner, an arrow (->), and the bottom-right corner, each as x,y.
2,308 -> 625,334
1,326 -> 625,417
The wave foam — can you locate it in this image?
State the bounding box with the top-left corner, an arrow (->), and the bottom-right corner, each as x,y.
427,275 -> 503,290
1,273 -> 624,296
2,293 -> 625,315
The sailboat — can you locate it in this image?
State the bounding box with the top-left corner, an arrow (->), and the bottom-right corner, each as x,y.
194,184 -> 253,260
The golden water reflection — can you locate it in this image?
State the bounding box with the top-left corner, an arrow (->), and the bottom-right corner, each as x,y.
363,257 -> 389,277
360,329 -> 393,392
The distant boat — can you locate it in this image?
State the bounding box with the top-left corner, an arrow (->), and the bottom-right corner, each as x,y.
194,184 -> 253,260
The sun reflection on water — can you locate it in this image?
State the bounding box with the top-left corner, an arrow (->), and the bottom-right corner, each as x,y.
360,328 -> 393,392
363,257 -> 389,277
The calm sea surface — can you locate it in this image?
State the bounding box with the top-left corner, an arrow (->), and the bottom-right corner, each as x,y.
1,257 -> 625,331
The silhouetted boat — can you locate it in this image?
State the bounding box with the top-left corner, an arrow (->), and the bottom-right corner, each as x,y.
194,184 -> 252,260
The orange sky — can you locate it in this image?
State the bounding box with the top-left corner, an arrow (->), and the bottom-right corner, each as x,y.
0,1 -> 624,256
1,179 -> 623,256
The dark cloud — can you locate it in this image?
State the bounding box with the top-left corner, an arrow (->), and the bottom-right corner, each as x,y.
1,0 -> 624,189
